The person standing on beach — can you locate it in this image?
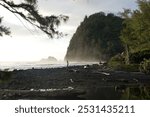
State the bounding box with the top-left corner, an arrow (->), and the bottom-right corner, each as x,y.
67,60 -> 69,68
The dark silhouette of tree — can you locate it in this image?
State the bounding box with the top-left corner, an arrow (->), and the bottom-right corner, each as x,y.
0,0 -> 69,38
0,17 -> 10,36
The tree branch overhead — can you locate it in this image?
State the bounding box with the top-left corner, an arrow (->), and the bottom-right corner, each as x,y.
0,0 -> 69,38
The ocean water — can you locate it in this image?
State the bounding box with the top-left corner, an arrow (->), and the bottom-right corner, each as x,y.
0,61 -> 97,71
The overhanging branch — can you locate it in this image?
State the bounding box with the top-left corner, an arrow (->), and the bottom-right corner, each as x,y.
0,0 -> 69,38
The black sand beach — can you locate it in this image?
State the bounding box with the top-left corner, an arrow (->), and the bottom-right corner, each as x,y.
0,65 -> 150,100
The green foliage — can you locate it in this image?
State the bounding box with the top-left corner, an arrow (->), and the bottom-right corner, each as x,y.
130,49 -> 150,64
120,0 -> 150,63
108,53 -> 139,71
65,12 -> 124,61
108,53 -> 125,67
139,59 -> 150,74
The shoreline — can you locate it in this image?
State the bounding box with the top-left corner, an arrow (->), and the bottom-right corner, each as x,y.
0,64 -> 150,100
0,61 -> 98,71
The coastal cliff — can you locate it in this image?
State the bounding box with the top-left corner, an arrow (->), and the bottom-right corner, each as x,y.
65,12 -> 124,62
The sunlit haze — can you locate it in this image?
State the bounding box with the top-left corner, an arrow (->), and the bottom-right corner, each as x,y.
0,0 -> 137,62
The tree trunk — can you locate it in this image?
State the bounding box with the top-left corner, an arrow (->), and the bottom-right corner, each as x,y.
125,44 -> 130,64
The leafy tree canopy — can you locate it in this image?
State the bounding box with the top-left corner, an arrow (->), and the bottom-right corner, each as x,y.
120,0 -> 150,53
120,0 -> 150,64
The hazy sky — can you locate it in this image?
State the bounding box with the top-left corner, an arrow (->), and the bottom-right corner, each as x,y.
0,0 -> 137,62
